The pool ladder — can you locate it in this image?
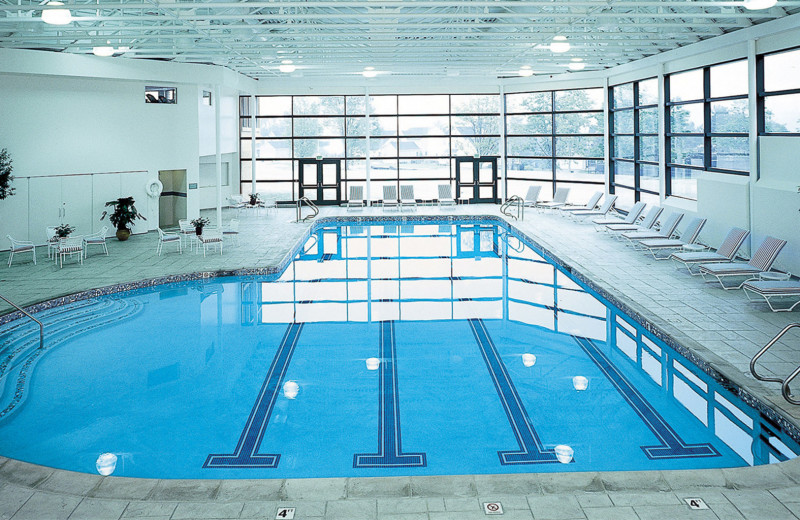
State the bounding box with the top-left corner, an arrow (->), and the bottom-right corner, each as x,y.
0,292 -> 43,350
750,323 -> 800,404
500,195 -> 524,221
295,197 -> 319,223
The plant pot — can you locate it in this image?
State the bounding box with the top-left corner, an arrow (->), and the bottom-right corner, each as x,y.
195,226 -> 203,236
116,228 -> 131,241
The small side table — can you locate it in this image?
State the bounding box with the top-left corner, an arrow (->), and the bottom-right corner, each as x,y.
681,243 -> 706,252
759,271 -> 791,282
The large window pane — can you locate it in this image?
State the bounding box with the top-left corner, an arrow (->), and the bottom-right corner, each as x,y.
556,136 -> 604,157
670,167 -> 698,200
294,96 -> 344,116
250,181 -> 293,201
613,111 -> 634,134
764,93 -> 800,133
451,94 -> 500,113
613,84 -> 634,109
613,161 -> 635,187
399,116 -> 449,136
711,138 -> 749,171
398,137 -> 449,157
669,69 -> 703,102
639,108 -> 658,134
555,112 -> 603,134
710,60 -> 747,98
367,138 -> 399,158
507,136 -> 552,156
506,92 -> 551,113
556,160 -> 604,183
399,158 -> 450,179
452,115 -> 500,135
294,138 -> 345,158
346,159 -> 366,180
613,136 -> 634,160
506,114 -> 552,135
293,117 -> 345,137
398,95 -> 449,114
256,118 -> 292,137
638,79 -> 659,106
670,104 -> 704,133
711,100 -> 748,133
369,160 -> 399,180
763,48 -> 800,93
670,137 -> 704,166
452,137 -> 499,156
255,139 -> 292,159
506,159 -> 552,180
640,136 -> 658,162
613,186 -> 635,211
253,160 -> 294,181
346,138 -> 366,158
257,97 -> 291,116
555,88 -> 604,111
640,164 -> 659,192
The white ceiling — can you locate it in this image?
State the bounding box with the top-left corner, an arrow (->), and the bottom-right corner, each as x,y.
0,0 -> 797,79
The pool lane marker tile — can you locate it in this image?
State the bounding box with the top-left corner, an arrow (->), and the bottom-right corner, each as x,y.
469,318 -> 559,465
353,320 -> 427,468
276,507 -> 296,519
203,323 -> 304,469
684,498 -> 709,510
573,336 -> 720,460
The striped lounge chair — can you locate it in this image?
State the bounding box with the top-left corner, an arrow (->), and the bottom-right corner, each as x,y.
620,212 -> 684,244
590,201 -> 646,227
558,191 -> 603,215
535,187 -> 570,211
522,185 -> 542,208
567,195 -> 618,220
698,236 -> 787,290
604,205 -> 663,234
635,217 -> 707,259
743,280 -> 800,312
669,227 -> 750,275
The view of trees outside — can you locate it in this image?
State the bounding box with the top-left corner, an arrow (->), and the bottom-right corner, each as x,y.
762,48 -> 800,133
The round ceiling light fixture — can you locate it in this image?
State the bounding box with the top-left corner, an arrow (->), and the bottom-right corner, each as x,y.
92,46 -> 115,57
743,0 -> 777,9
362,66 -> 378,78
568,58 -> 586,71
41,1 -> 72,25
279,60 -> 296,73
519,65 -> 534,77
550,35 -> 570,53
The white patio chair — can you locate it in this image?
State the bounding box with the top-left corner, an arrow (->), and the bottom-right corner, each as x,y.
346,185 -> 365,211
178,219 -> 196,251
438,184 -> 457,208
382,185 -> 400,211
57,236 -> 83,268
399,184 -> 417,211
45,226 -> 59,259
197,227 -> 223,257
7,235 -> 36,267
223,219 -> 239,245
157,228 -> 182,255
83,226 -> 109,258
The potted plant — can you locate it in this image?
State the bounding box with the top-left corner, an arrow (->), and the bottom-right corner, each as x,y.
101,196 -> 146,241
54,223 -> 75,238
191,217 -> 210,236
248,193 -> 260,206
0,148 -> 14,200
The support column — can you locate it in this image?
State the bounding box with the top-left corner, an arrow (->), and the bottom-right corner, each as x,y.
251,95 -> 257,196
215,85 -> 223,226
365,87 -> 372,206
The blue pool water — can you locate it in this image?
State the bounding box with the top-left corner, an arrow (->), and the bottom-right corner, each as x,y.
0,220 -> 797,479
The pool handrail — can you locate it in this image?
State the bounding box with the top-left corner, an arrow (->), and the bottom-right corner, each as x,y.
0,292 -> 43,351
750,323 -> 800,404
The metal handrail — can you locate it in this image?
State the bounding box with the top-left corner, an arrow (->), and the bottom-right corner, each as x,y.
500,195 -> 524,221
0,293 -> 43,350
750,323 -> 800,403
296,196 -> 319,223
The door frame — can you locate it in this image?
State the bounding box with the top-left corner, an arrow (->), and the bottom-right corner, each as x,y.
454,156 -> 499,204
297,158 -> 342,205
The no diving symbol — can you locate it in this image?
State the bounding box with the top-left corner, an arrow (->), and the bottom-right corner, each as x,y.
483,502 -> 504,515
684,498 -> 709,510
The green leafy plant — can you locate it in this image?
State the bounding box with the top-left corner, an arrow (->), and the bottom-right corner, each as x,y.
248,193 -> 260,206
101,196 -> 146,231
0,148 -> 14,200
190,217 -> 210,229
54,223 -> 75,238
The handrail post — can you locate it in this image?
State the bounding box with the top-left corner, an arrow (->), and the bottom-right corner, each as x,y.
0,293 -> 44,350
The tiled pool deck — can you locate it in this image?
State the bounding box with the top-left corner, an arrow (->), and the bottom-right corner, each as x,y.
0,204 -> 799,520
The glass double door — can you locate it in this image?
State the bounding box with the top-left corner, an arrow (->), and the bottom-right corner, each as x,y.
298,159 -> 342,205
455,156 -> 498,204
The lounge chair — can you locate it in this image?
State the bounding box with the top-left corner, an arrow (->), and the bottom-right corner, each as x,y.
743,280 -> 800,312
6,235 -> 36,267
698,236 -> 787,289
669,227 -> 750,275
399,185 -> 417,211
635,217 -> 707,259
346,185 -> 365,211
620,212 -> 683,243
536,187 -> 570,210
178,219 -> 197,251
382,185 -> 400,211
438,184 -> 457,207
522,185 -> 542,208
557,191 -> 602,214
603,205 -> 662,234
591,201 -> 646,227
156,228 -> 182,255
567,195 -> 618,220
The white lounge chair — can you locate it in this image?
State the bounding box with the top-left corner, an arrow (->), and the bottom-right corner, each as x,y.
557,191 -> 602,215
6,235 -> 36,267
438,184 -> 457,207
346,185 -> 365,211
57,236 -> 83,268
743,280 -> 800,312
590,201 -> 646,227
223,219 -> 239,245
536,187 -> 570,211
157,228 -> 182,255
669,227 -> 750,275
178,219 -> 196,251
82,226 -> 109,258
603,205 -> 663,234
382,185 -> 400,211
620,212 -> 683,243
522,186 -> 542,208
699,236 -> 787,290
399,184 -> 416,211
636,217 -> 707,259
567,195 -> 618,220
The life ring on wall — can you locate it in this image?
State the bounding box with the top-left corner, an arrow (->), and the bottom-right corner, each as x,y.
146,179 -> 163,198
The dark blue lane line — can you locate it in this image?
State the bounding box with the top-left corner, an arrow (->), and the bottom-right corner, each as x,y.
469,318 -> 559,465
203,323 -> 304,469
354,320 -> 427,468
573,335 -> 720,460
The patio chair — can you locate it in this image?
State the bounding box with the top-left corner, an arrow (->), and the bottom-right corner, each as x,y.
557,191 -> 602,214
522,185 -> 542,208
535,187 -> 570,211
226,195 -> 246,212
45,226 -> 59,259
590,201 -> 646,227
567,195 -> 618,220
6,235 -> 36,267
619,212 -> 683,243
382,185 -> 400,211
57,236 -> 83,268
399,184 -> 417,211
669,227 -> 750,275
635,217 -> 707,259
698,236 -> 787,289
602,205 -> 663,234
438,184 -> 457,207
742,280 -> 800,312
157,227 -> 182,255
178,219 -> 196,251
82,226 -> 109,258
346,185 -> 365,211
197,227 -> 223,257
223,219 -> 239,246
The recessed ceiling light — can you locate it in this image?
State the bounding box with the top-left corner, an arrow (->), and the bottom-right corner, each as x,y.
743,0 -> 777,9
281,59 -> 293,64
92,46 -> 115,57
362,70 -> 378,78
279,63 -> 297,73
364,66 -> 375,70
519,68 -> 534,77
568,58 -> 585,71
41,1 -> 72,25
550,35 -> 570,53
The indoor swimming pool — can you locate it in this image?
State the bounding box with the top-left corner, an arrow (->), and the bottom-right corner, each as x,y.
0,219 -> 796,479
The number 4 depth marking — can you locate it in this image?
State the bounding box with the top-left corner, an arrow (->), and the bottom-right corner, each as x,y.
276,507 -> 296,519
